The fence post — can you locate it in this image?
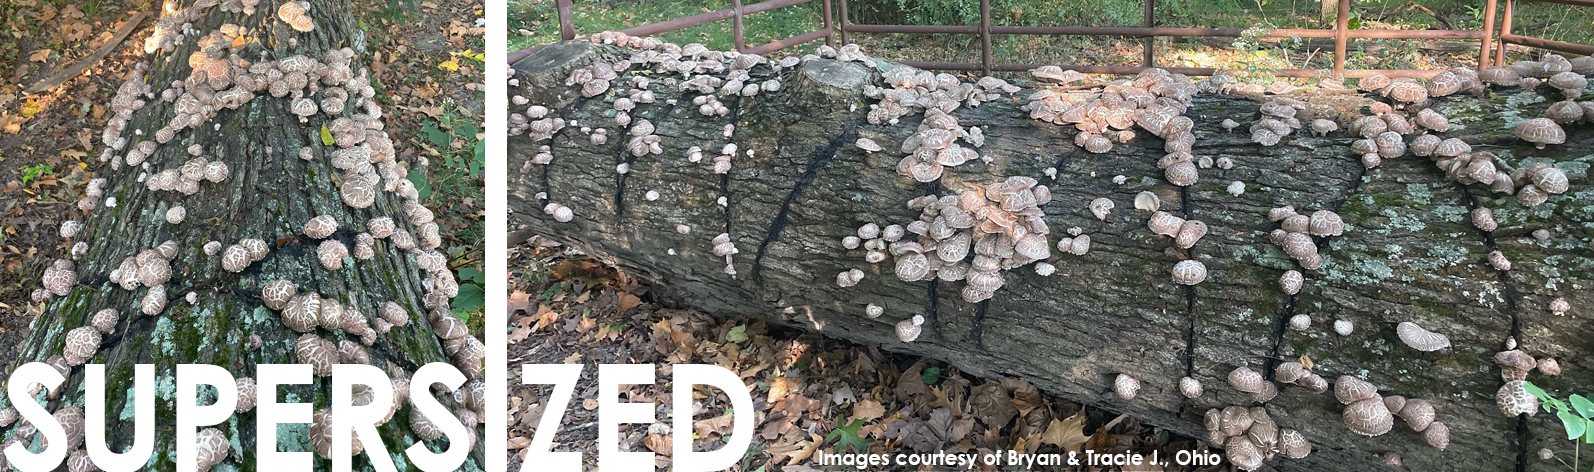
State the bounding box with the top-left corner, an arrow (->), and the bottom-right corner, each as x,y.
1143,0 -> 1156,67
1496,0 -> 1514,66
1480,0 -> 1497,69
822,0 -> 835,46
733,0 -> 746,52
980,0 -> 992,76
556,0 -> 575,40
1333,0 -> 1349,78
839,0 -> 849,44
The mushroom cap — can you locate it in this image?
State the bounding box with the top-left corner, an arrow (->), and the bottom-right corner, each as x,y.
1178,376 -> 1203,398
261,279 -> 295,310
1113,374 -> 1140,400
896,315 -> 924,342
1279,428 -> 1312,458
1174,219 -> 1208,249
63,326 -> 102,366
1344,397 -> 1395,436
1398,398 -> 1436,432
236,377 -> 258,413
410,406 -> 444,441
91,308 -> 119,335
380,301 -> 410,326
1171,259 -> 1207,285
1279,270 -> 1304,295
1396,321 -> 1451,351
304,215 -> 339,239
1497,380 -> 1538,417
1335,375 -> 1379,404
1334,319 -> 1355,336
294,334 -> 336,377
1423,421 -> 1450,450
1228,366 -> 1266,393
1148,211 -> 1185,237
1538,357 -> 1563,376
282,294 -> 321,333
1514,118 -> 1566,148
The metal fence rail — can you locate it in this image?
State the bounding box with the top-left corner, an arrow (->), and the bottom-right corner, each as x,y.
521,0 -> 1592,79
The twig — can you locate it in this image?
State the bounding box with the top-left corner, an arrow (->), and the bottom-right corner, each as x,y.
24,12 -> 151,94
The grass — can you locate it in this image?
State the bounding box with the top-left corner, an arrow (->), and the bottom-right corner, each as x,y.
511,0 -> 1591,80
509,0 -> 824,52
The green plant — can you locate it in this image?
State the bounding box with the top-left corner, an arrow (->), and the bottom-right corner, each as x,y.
824,418 -> 872,453
21,164 -> 53,185
1524,381 -> 1594,470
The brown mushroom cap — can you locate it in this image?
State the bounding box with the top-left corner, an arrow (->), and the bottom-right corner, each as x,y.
236,377 -> 258,413
1398,398 -> 1436,432
1344,397 -> 1395,436
1335,375 -> 1379,404
1514,118 -> 1566,149
1114,374 -> 1140,400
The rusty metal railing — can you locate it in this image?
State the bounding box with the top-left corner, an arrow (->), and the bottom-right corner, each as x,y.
517,0 -> 1591,79
1494,0 -> 1594,65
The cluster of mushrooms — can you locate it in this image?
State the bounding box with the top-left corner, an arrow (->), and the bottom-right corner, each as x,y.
1202,406 -> 1313,469
875,177 -> 1053,305
1265,206 -> 1344,271
7,2 -> 485,470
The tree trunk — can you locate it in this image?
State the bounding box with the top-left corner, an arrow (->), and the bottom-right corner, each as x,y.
1,1 -> 485,470
510,40 -> 1594,471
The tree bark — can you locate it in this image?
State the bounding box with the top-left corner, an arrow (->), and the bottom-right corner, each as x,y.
510,40 -> 1594,471
1,1 -> 485,470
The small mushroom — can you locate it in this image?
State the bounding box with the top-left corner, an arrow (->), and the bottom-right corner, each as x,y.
1113,374 -> 1140,400
1288,314 -> 1311,331
1089,197 -> 1114,221
1344,398 -> 1395,437
1496,380 -> 1539,417
1279,270 -> 1304,295
896,314 -> 924,342
1396,321 -> 1451,351
1179,376 -> 1203,398
1133,191 -> 1160,212
1171,260 -> 1207,285
304,215 -> 338,239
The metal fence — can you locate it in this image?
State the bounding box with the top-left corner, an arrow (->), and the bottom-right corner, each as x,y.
524,0 -> 1594,79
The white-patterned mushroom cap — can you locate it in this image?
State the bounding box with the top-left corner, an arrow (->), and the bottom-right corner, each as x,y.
1396,321 -> 1451,351
1228,366 -> 1266,393
282,294 -> 320,333
339,339 -> 370,364
141,285 -> 167,316
1398,398 -> 1436,432
1335,375 -> 1379,404
262,279 -> 295,310
1498,380 -> 1539,417
1113,374 -> 1140,400
63,326 -> 102,366
1344,397 -> 1394,436
1171,259 -> 1207,285
1178,376 -> 1203,398
92,308 -> 119,334
317,240 -> 349,270
410,406 -> 444,440
896,314 -> 924,342
295,334 -> 336,377
367,217 -> 396,238
240,238 -> 270,261
380,301 -> 409,326
305,215 -> 339,239
236,377 -> 258,413
1514,118 -> 1566,148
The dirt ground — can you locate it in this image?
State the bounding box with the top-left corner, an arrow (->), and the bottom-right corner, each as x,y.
0,0 -> 485,372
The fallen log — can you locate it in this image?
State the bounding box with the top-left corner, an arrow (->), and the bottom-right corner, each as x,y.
509,39 -> 1593,471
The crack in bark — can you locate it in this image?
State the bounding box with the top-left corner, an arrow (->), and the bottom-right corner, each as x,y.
971,298 -> 990,349
750,119 -> 861,285
1263,153 -> 1369,380
612,96 -> 680,218
1450,179 -> 1530,472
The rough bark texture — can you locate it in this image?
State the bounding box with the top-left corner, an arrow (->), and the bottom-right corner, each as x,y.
511,40 -> 1594,471
0,1 -> 485,470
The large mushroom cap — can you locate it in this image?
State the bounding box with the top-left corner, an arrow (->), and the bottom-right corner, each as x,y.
1514,118 -> 1566,149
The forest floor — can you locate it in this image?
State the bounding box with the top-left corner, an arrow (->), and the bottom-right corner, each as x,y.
506,241 -> 1216,471
0,0 -> 486,369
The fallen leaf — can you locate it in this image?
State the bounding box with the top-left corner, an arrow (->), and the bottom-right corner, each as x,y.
616,291 -> 641,312
27,49 -> 51,62
1040,413 -> 1089,454
850,399 -> 885,422
437,58 -> 459,72
767,377 -> 797,403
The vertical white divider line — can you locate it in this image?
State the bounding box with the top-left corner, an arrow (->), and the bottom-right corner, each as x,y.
483,0 -> 508,470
